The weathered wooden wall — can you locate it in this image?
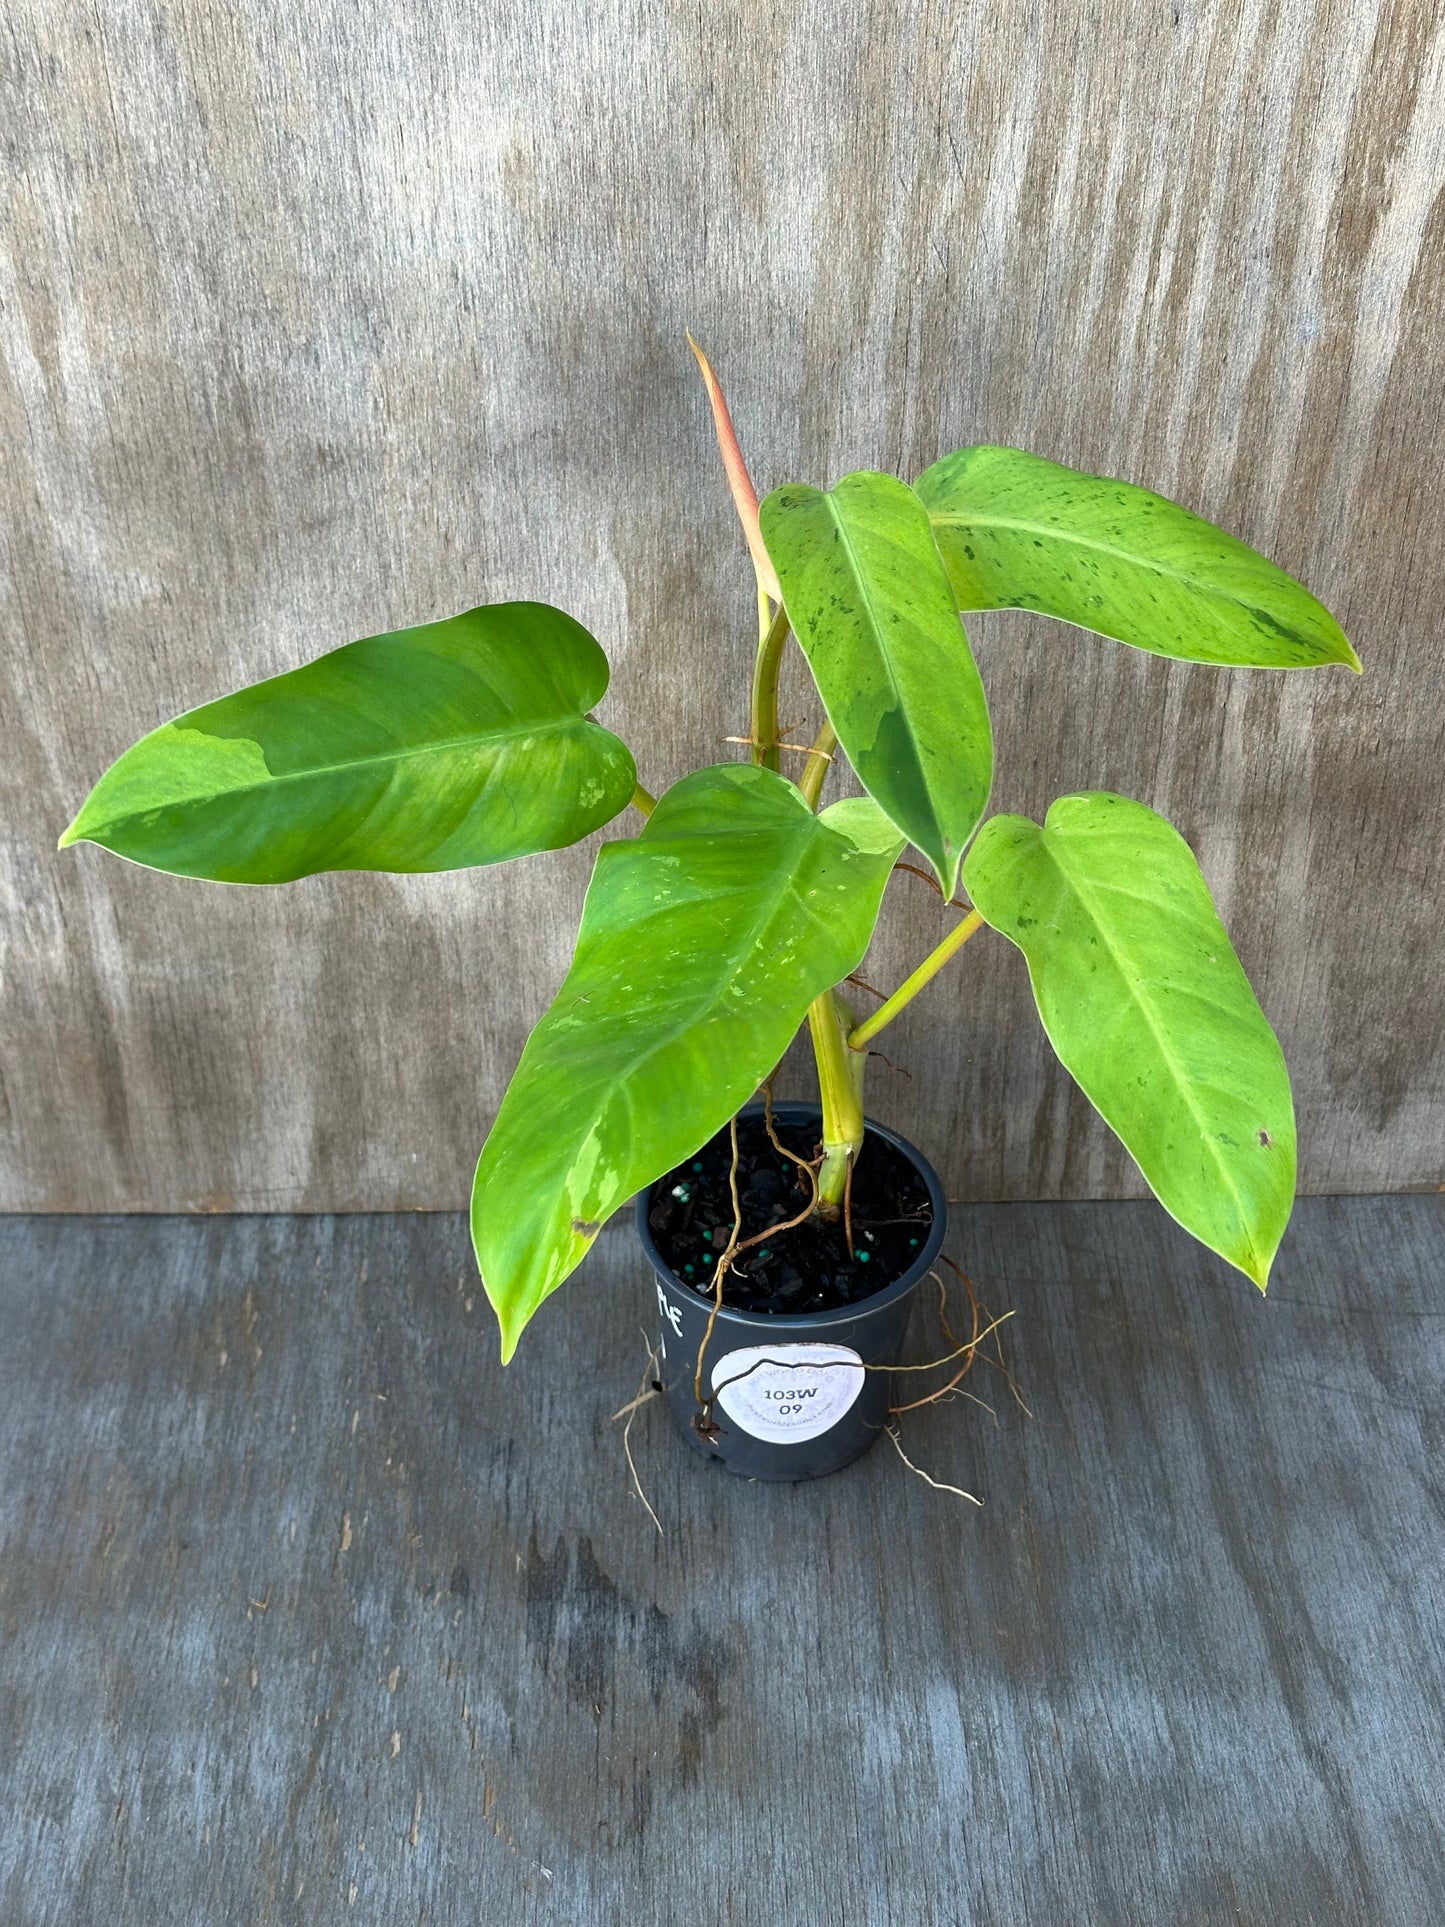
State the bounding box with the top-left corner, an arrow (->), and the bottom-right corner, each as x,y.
3,0 -> 1443,1212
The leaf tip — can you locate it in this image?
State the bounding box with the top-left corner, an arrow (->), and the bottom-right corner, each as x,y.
1240,1237 -> 1277,1294
488,1279 -> 528,1365
57,817 -> 82,850
928,841 -> 965,904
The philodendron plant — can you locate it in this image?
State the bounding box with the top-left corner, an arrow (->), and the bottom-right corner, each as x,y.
63,347 -> 1358,1362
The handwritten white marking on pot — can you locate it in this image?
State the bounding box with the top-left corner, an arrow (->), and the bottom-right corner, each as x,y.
656,1285 -> 683,1336
711,1343 -> 865,1443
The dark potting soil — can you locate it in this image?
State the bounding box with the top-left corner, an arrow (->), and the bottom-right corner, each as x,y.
647,1113 -> 933,1314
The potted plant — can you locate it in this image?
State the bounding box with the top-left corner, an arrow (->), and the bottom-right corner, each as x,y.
61,346 -> 1358,1482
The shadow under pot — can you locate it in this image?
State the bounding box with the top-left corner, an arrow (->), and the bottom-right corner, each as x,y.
636,1102 -> 948,1482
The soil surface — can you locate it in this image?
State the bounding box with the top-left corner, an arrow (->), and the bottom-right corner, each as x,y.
647,1112 -> 933,1314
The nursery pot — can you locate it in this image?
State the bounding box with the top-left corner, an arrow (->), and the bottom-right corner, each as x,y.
636,1103 -> 948,1482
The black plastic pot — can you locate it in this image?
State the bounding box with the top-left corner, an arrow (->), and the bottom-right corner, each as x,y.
636,1103 -> 948,1482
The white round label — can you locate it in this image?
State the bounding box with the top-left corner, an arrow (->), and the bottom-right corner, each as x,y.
710,1342 -> 866,1444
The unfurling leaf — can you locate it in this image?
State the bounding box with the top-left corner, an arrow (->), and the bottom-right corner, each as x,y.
688,335 -> 782,601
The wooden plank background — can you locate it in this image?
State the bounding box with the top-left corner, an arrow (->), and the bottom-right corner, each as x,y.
2,0 -> 1443,1212
3,1197 -> 1443,1921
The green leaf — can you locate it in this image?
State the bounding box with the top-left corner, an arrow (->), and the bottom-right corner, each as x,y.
59,602 -> 637,883
962,792 -> 1296,1288
916,445 -> 1360,671
471,763 -> 904,1360
760,472 -> 993,897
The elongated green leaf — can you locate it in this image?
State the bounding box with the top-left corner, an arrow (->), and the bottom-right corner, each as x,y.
60,602 -> 637,883
472,763 -> 904,1359
962,792 -> 1295,1287
760,472 -> 993,897
916,445 -> 1360,671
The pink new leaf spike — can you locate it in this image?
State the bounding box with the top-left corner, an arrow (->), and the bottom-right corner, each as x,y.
688,335 -> 783,602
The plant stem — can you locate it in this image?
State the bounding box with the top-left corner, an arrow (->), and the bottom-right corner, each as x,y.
750,603 -> 790,771
808,988 -> 866,1215
797,720 -> 838,810
757,584 -> 774,645
631,781 -> 657,819
847,909 -> 985,1051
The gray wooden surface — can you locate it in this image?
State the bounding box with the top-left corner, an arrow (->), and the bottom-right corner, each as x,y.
4,0 -> 1445,1212
1,1196 -> 1442,1924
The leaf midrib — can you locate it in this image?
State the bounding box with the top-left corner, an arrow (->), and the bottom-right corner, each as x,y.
497,810 -> 888,1268
539,819 -> 842,1167
822,494 -> 935,829
94,713 -> 592,828
927,503 -> 1293,624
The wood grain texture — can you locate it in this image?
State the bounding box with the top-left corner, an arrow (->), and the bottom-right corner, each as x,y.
1,1199 -> 1443,1922
2,0 -> 1443,1209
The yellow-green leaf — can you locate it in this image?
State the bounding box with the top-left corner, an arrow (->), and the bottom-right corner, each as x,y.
60,602 -> 636,883
760,472 -> 993,897
963,792 -> 1296,1287
471,764 -> 904,1359
917,445 -> 1359,671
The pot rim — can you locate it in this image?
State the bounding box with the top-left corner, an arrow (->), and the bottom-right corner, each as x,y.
634,1101 -> 948,1336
